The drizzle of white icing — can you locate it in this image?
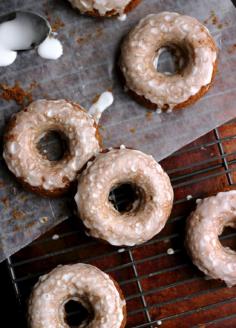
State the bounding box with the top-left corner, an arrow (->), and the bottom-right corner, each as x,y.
37,37 -> 63,60
167,248 -> 174,255
0,46 -> 17,66
88,91 -> 114,122
118,14 -> 127,21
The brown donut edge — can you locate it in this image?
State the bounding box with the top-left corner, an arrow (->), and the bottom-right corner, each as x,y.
3,101 -> 102,198
110,276 -> 127,328
79,0 -> 141,17
121,40 -> 218,111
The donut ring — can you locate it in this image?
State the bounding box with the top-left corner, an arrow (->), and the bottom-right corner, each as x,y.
28,263 -> 126,328
3,100 -> 101,197
185,191 -> 236,287
67,0 -> 141,17
75,148 -> 173,246
120,12 -> 218,110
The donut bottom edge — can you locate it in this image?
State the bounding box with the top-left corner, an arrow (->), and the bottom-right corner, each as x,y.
123,59 -> 218,111
110,276 -> 127,328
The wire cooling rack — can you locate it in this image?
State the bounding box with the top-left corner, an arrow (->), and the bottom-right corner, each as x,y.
5,118 -> 236,328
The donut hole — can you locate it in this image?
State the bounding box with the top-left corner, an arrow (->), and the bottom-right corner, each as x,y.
64,298 -> 94,327
219,225 -> 236,253
154,44 -> 190,76
109,183 -> 143,214
37,130 -> 69,161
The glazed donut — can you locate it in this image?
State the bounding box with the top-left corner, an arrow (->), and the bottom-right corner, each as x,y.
120,12 -> 218,110
67,0 -> 141,17
28,263 -> 126,328
75,148 -> 173,246
185,191 -> 236,287
3,100 -> 101,197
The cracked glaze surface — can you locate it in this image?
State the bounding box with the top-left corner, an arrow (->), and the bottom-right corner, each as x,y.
3,99 -> 100,194
120,12 -> 217,109
28,263 -> 126,328
68,0 -> 133,15
75,148 -> 174,246
186,191 -> 236,287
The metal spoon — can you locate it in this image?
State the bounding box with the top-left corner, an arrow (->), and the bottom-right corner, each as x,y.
0,11 -> 51,51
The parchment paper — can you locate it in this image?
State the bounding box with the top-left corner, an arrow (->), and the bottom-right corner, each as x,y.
0,0 -> 235,262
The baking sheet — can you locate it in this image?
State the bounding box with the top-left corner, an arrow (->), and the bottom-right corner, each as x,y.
0,0 -> 236,262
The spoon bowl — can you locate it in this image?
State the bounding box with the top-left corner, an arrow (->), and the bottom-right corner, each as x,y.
0,11 -> 51,51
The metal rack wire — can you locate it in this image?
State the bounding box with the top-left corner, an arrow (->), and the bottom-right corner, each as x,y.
5,119 -> 236,327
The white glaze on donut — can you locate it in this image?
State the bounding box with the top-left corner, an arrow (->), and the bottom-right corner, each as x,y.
28,264 -> 126,328
3,100 -> 100,194
185,191 -> 236,287
68,0 -> 132,16
120,12 -> 217,109
75,149 -> 174,246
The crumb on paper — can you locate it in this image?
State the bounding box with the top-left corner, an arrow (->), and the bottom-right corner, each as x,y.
51,17 -> 65,32
77,36 -> 85,44
167,248 -> 174,255
186,194 -> 193,200
12,209 -> 25,220
146,111 -> 153,120
77,27 -> 103,45
52,234 -> 60,240
228,44 -> 236,54
25,221 -> 35,229
130,128 -> 136,134
40,216 -> 49,224
203,10 -> 224,29
0,81 -> 37,106
1,197 -> 9,207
